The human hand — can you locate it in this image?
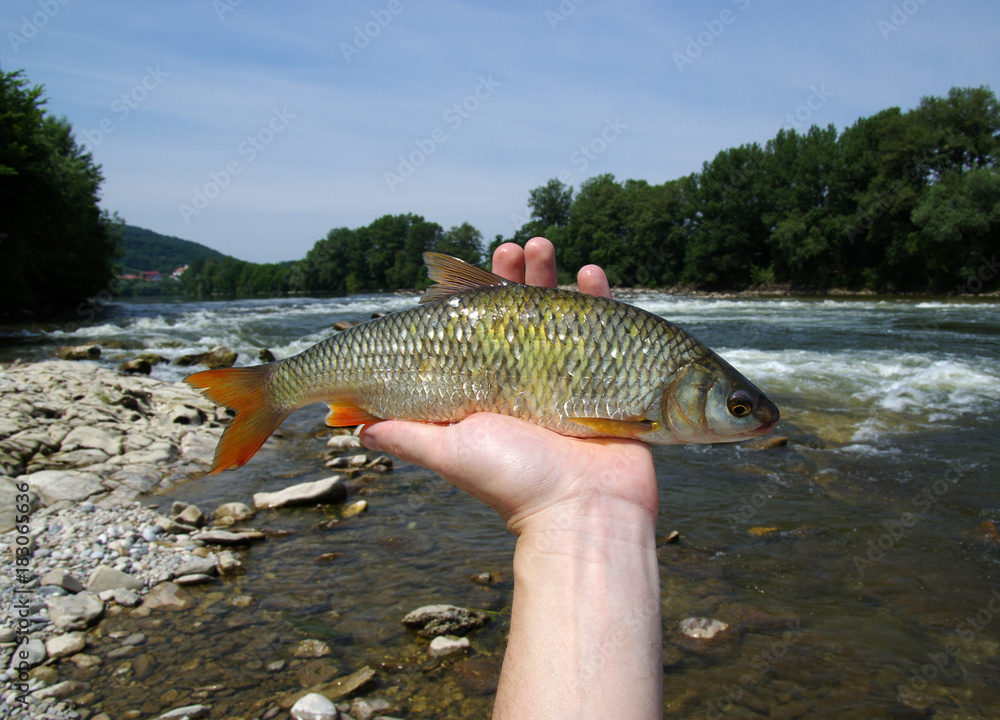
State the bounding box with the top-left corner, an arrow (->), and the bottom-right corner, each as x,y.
359,236 -> 658,536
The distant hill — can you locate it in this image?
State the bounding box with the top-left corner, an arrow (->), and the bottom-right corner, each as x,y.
121,225 -> 228,273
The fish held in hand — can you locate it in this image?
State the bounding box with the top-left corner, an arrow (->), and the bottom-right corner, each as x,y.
185,253 -> 779,473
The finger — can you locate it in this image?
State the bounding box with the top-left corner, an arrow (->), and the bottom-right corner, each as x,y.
524,237 -> 557,288
578,264 -> 612,298
492,243 -> 525,284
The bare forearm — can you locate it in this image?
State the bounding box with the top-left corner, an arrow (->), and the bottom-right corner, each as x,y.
494,498 -> 663,719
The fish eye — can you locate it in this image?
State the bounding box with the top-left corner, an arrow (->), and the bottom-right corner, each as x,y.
727,390 -> 754,418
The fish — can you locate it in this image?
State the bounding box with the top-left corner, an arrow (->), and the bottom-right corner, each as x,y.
185,252 -> 779,473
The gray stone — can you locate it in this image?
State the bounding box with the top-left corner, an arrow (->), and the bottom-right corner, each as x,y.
402,604 -> 491,638
291,693 -> 339,720
326,434 -> 362,450
22,469 -> 104,505
39,569 -> 85,594
8,638 -> 45,672
87,565 -> 143,593
47,592 -> 104,631
174,557 -> 218,577
174,504 -> 205,528
98,587 -> 142,607
325,453 -> 368,469
142,582 -> 194,611
169,405 -> 207,425
175,346 -> 237,369
54,345 -> 100,360
294,639 -> 332,658
253,476 -> 347,509
678,617 -> 731,640
428,634 -> 470,658
180,432 -> 216,464
212,501 -> 255,526
32,679 -> 89,699
0,627 -> 16,644
192,529 -> 263,546
217,550 -> 244,575
174,573 -> 215,585
60,426 -> 123,457
45,632 -> 86,659
111,465 -> 162,493
159,705 -> 210,720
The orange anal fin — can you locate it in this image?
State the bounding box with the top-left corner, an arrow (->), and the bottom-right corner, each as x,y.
184,366 -> 288,474
325,400 -> 383,427
567,417 -> 656,440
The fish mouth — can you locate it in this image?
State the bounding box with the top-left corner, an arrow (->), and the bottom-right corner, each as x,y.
754,406 -> 780,434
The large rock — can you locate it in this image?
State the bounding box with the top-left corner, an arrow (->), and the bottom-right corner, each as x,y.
8,638 -> 45,673
47,592 -> 104,631
253,476 -> 347,509
213,502 -> 255,526
40,569 -> 85,594
0,477 -> 37,533
54,345 -> 100,361
142,582 -> 194,611
87,565 -> 143,593
61,426 -> 123,457
22,469 -> 104,505
402,604 -> 490,638
45,632 -> 87,659
175,346 -> 238,369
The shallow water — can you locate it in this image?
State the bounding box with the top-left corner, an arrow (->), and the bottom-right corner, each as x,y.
5,293 -> 1000,718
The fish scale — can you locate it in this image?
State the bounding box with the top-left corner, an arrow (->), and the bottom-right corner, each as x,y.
185,252 -> 778,473
273,283 -> 696,432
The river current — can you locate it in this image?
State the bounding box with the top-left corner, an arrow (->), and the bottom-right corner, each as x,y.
2,292 -> 999,718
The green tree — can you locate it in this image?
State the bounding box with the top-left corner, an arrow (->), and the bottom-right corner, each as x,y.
0,68 -> 122,316
436,222 -> 484,266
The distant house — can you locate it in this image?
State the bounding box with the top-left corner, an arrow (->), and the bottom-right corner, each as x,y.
172,265 -> 188,279
119,273 -> 142,280
141,271 -> 163,282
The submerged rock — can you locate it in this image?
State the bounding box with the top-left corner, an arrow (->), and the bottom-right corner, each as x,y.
402,604 -> 490,638
213,501 -> 256,526
678,616 -> 731,640
429,634 -> 470,658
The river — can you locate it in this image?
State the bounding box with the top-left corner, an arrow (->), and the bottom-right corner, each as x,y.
2,292 -> 999,718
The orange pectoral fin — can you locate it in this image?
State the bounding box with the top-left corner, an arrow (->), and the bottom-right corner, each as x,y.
567,417 -> 656,440
325,399 -> 383,427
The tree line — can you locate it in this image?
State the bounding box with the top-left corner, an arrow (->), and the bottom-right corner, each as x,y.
3,66 -> 996,316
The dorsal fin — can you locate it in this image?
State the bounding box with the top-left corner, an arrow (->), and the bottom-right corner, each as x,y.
419,252 -> 512,303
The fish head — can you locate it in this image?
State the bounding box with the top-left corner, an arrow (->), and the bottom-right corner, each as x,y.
652,352 -> 779,444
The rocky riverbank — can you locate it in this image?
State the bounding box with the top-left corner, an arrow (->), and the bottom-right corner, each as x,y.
0,361 -> 415,720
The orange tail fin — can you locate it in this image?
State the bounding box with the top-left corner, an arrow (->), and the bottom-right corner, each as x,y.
184,366 -> 288,474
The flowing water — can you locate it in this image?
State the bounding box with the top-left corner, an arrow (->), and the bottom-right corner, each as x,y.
3,292 -> 999,718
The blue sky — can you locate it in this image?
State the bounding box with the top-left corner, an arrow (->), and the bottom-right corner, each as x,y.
3,0 -> 998,263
